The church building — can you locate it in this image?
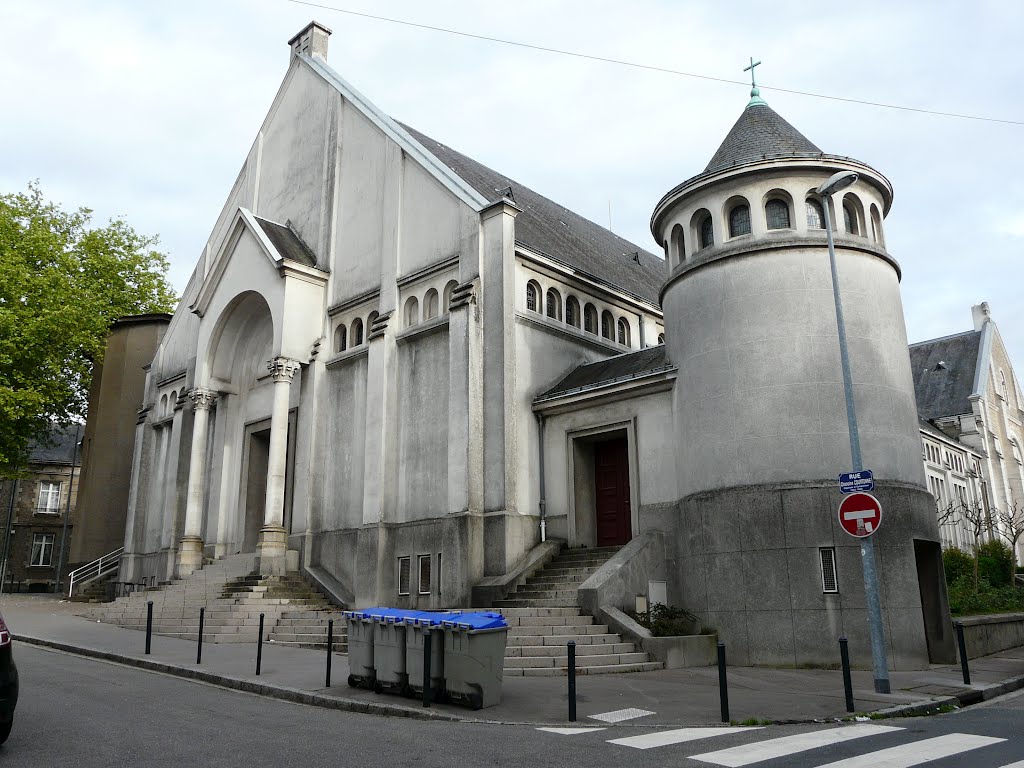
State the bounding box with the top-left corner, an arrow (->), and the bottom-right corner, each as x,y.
117,22 -> 954,669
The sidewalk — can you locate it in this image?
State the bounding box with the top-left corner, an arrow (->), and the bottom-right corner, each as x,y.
4,594 -> 1023,726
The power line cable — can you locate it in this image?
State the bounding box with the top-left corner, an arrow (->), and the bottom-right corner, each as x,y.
287,0 -> 1022,127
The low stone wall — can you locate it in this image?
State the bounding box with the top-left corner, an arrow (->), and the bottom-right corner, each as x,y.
577,531 -> 666,616
957,612 -> 1024,659
599,605 -> 717,668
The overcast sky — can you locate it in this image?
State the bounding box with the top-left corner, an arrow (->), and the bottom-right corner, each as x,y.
3,0 -> 1022,367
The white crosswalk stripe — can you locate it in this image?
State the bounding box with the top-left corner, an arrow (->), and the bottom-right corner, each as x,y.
995,762 -> 1024,768
807,732 -> 1006,767
691,724 -> 903,766
535,727 -> 606,735
608,727 -> 759,750
588,708 -> 655,723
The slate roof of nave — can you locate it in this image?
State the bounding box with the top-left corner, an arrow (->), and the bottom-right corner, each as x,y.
399,124 -> 665,306
909,330 -> 982,420
539,345 -> 671,399
703,101 -> 823,175
252,215 -> 318,268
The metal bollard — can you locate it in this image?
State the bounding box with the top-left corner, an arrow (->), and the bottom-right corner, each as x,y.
568,640 -> 577,722
955,621 -> 971,685
256,613 -> 265,676
422,628 -> 432,708
326,619 -> 334,688
197,607 -> 205,665
839,637 -> 854,712
145,601 -> 153,655
717,642 -> 729,723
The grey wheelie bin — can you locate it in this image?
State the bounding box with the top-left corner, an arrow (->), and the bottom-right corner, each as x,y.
344,608 -> 377,689
441,612 -> 508,709
405,611 -> 461,701
366,607 -> 414,694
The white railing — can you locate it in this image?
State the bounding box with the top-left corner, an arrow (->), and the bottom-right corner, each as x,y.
67,547 -> 124,597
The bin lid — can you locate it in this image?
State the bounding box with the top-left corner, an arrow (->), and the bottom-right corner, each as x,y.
441,611 -> 507,630
361,607 -> 418,622
405,611 -> 463,627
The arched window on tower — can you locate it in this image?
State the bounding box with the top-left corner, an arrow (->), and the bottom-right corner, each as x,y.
334,323 -> 347,352
692,209 -> 714,250
545,288 -> 561,320
843,195 -> 863,236
870,204 -> 884,246
526,281 -> 539,312
728,204 -> 751,238
583,303 -> 597,334
670,223 -> 685,265
601,310 -> 614,340
806,199 -> 825,229
766,199 -> 791,230
442,280 -> 458,314
424,288 -> 439,320
617,318 -> 630,346
367,311 -> 379,337
351,317 -> 364,347
566,296 -> 580,328
404,296 -> 419,328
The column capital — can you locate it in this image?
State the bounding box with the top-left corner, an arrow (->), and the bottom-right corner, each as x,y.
189,387 -> 218,411
267,357 -> 301,383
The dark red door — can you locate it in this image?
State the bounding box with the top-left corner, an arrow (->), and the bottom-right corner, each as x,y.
594,437 -> 632,547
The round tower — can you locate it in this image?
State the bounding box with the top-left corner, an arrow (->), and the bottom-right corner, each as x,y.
653,86 -> 954,669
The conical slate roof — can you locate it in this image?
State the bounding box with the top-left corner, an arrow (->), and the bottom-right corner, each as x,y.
704,100 -> 822,174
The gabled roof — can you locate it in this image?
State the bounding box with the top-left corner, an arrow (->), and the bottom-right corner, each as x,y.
399,126 -> 666,306
539,345 -> 671,400
909,330 -> 982,419
252,216 -> 317,268
29,424 -> 80,465
704,101 -> 822,175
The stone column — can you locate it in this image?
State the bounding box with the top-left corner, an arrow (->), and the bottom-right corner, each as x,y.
175,387 -> 217,578
256,357 -> 300,575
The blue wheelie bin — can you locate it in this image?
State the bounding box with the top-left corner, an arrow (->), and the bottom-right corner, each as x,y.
441,612 -> 508,709
405,611 -> 462,701
364,607 -> 415,695
344,608 -> 377,689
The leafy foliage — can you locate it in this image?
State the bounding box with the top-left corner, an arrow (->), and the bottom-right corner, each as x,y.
947,575 -> 1024,616
977,539 -> 1016,588
631,603 -> 700,637
0,182 -> 176,474
942,547 -> 975,586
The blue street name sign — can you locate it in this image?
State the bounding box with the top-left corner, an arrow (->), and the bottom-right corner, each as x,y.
839,470 -> 875,494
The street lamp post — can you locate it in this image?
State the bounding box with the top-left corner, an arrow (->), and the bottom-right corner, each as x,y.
818,170 -> 891,695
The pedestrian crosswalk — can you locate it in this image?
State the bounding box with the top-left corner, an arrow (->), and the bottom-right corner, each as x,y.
535,722 -> 1018,766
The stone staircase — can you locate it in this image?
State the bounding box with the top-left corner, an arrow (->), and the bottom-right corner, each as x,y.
491,546 -> 663,676
91,553 -> 347,649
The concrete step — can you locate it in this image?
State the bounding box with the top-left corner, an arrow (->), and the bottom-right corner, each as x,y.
502,615 -> 591,627
504,589 -> 578,600
493,599 -> 578,608
504,652 -> 649,669
507,623 -> 608,637
507,632 -> 622,647
525,574 -> 589,585
507,661 -> 663,677
489,607 -> 580,618
508,642 -> 635,658
267,639 -> 348,651
268,631 -> 348,644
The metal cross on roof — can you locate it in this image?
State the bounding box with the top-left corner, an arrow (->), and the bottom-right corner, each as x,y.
744,57 -> 761,88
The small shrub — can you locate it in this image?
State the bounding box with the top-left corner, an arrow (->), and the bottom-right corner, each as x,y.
947,574 -> 1024,616
978,540 -> 1015,587
630,603 -> 699,637
942,547 -> 974,586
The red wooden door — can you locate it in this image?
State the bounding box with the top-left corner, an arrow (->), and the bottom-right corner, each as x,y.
594,437 -> 632,547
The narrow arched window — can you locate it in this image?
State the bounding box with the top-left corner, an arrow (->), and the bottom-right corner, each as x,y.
657,333 -> 666,345
806,199 -> 825,229
404,296 -> 419,328
601,310 -> 614,340
442,280 -> 458,314
584,303 -> 597,334
870,205 -> 884,245
699,215 -> 714,249
424,288 -> 439,320
351,318 -> 364,347
566,296 -> 580,328
671,223 -> 685,264
335,323 -> 347,352
843,202 -> 859,235
545,288 -> 561,320
526,282 -> 538,312
766,199 -> 791,230
367,311 -> 379,338
617,318 -> 630,346
728,205 -> 751,237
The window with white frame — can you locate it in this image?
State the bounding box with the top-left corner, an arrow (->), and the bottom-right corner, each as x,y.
31,533 -> 55,567
37,481 -> 61,514
397,557 -> 411,596
418,554 -> 432,595
819,548 -> 838,593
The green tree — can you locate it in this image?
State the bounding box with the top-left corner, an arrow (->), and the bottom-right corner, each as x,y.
0,182 -> 176,474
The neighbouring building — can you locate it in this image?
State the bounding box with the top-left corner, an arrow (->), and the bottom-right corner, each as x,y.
0,425 -> 82,592
107,22 -> 958,669
912,303 -> 1024,561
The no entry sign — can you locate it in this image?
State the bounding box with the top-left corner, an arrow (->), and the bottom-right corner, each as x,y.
838,492 -> 883,538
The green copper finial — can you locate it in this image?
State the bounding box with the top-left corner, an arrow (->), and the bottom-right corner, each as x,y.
743,57 -> 766,106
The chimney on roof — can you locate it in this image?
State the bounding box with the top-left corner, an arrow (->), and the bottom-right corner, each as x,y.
289,21 -> 331,61
972,302 -> 991,331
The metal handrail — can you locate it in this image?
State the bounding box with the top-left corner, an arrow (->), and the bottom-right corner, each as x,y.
67,547 -> 124,597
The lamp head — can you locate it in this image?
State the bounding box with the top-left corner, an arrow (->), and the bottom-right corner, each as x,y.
817,171 -> 859,197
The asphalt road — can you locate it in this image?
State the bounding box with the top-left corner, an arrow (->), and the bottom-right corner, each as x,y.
5,643 -> 1024,767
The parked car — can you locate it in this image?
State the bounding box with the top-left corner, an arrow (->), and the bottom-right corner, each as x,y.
0,609 -> 16,745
